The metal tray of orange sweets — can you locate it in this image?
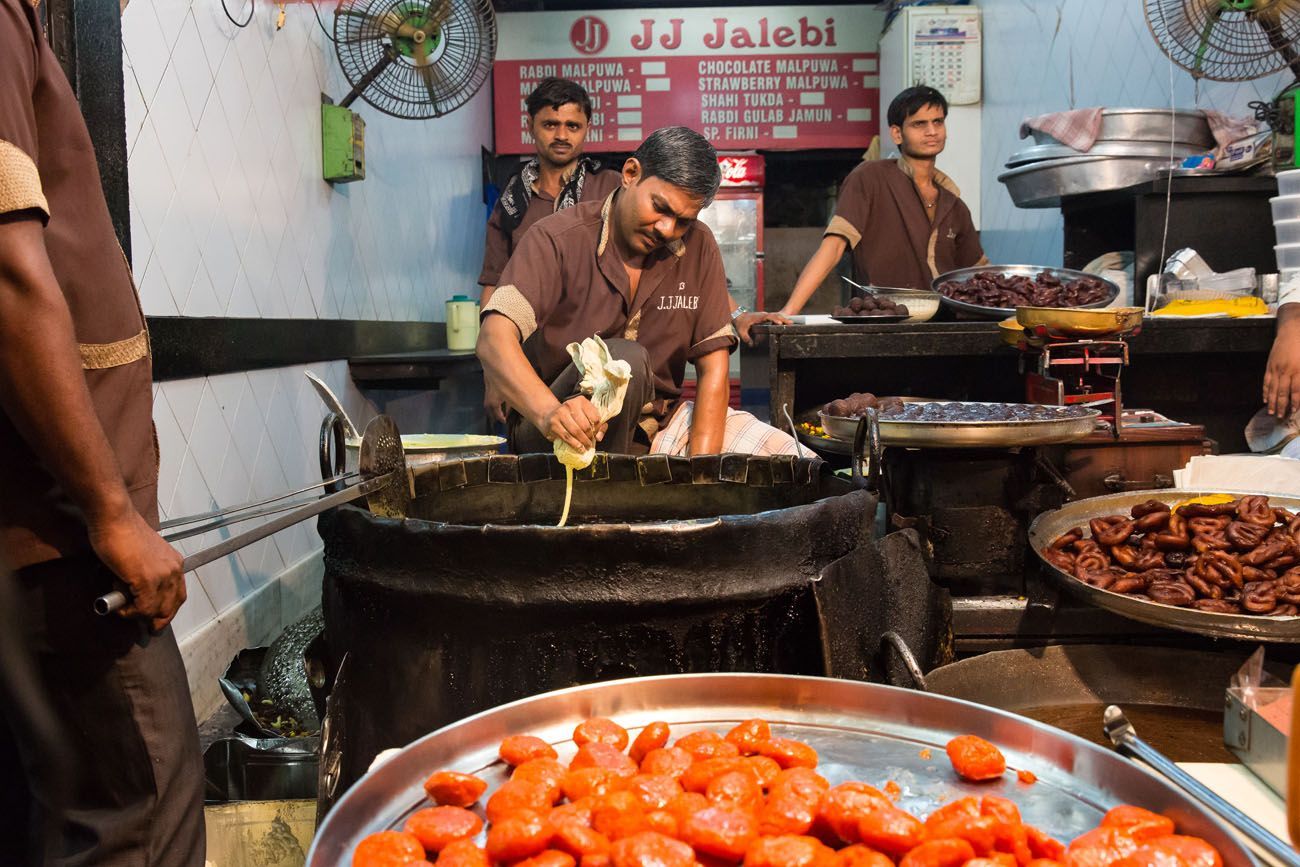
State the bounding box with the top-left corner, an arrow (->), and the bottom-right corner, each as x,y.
307,673 -> 1255,866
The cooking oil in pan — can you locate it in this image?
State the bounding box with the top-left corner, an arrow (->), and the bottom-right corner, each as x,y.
1021,703 -> 1230,763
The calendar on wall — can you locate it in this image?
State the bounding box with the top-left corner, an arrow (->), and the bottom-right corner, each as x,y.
906,8 -> 981,105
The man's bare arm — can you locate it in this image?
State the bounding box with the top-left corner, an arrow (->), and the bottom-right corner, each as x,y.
0,213 -> 183,631
689,348 -> 730,456
476,313 -> 602,451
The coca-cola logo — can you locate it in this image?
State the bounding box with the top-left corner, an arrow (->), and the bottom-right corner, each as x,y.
569,16 -> 609,55
718,156 -> 763,186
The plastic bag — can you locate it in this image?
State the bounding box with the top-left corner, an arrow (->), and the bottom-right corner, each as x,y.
1230,647 -> 1292,735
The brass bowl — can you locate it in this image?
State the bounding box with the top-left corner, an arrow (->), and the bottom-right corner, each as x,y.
1015,305 -> 1144,337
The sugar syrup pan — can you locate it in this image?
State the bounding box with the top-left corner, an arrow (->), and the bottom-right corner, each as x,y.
933,264 -> 1121,320
306,673 -> 1256,867
820,401 -> 1100,448
1028,489 -> 1300,642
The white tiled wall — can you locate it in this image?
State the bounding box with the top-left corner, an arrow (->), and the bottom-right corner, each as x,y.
978,0 -> 1294,265
120,0 -> 491,643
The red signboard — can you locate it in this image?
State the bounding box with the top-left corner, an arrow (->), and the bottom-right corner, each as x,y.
494,7 -> 882,155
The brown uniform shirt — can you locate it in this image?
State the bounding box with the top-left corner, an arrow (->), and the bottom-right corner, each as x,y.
477,167 -> 623,287
483,190 -> 736,412
0,0 -> 158,569
825,156 -> 986,291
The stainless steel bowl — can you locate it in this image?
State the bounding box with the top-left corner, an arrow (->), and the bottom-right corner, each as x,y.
819,401 -> 1100,448
1005,140 -> 1207,169
1029,108 -> 1212,148
933,264 -> 1121,320
998,154 -> 1176,209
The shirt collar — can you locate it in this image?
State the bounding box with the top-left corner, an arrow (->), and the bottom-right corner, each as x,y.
598,189 -> 687,259
530,160 -> 581,195
896,153 -> 961,197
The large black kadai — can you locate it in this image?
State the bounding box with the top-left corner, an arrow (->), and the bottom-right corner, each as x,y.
315,452 -> 947,801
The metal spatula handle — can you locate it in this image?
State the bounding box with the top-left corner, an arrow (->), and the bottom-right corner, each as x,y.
1104,705 -> 1300,867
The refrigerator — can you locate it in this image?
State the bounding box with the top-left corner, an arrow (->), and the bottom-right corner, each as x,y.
879,5 -> 982,228
686,154 -> 765,407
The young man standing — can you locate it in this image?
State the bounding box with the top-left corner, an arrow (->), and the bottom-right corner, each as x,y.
477,127 -> 799,458
479,78 -> 622,422
753,86 -> 988,337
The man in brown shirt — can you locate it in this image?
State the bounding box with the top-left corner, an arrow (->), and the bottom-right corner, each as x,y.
478,127 -> 798,458
479,78 -> 622,422
0,0 -> 203,861
768,86 -> 988,329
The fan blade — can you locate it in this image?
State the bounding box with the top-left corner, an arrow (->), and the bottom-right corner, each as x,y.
413,38 -> 442,110
424,0 -> 452,34
336,3 -> 405,37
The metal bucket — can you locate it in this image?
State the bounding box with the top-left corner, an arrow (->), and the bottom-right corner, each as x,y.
1030,108 -> 1212,148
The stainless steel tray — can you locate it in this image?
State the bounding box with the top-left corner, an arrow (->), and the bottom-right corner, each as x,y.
997,154 -> 1174,209
1005,140 -> 1206,169
1028,489 -> 1300,642
1028,108 -> 1212,148
306,673 -> 1256,867
820,401 -> 1100,449
933,264 -> 1121,319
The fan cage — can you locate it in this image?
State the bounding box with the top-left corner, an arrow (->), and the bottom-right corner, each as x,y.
333,0 -> 497,119
1144,0 -> 1300,81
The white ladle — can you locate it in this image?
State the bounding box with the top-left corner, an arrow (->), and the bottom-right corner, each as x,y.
305,371 -> 361,442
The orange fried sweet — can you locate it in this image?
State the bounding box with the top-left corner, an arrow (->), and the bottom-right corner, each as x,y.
967,857 -> 1018,867
1017,769 -> 1038,785
629,722 -> 671,763
645,810 -> 678,837
665,792 -> 709,827
856,805 -> 925,857
610,831 -> 696,867
832,844 -> 895,867
756,737 -> 819,769
705,770 -> 764,813
501,734 -> 560,766
624,774 -> 683,811
946,735 -> 1007,782
486,779 -> 552,824
435,839 -> 490,867
681,757 -> 750,794
898,838 -> 977,867
640,747 -> 694,780
746,756 -> 782,790
676,730 -> 742,761
758,790 -> 819,836
486,810 -> 553,864
422,770 -> 487,808
575,718 -> 631,751
563,768 -> 626,802
515,851 -> 578,867
514,758 -> 569,804
924,813 -> 999,856
1026,826 -> 1066,862
550,797 -> 596,829
403,806 -> 483,854
553,821 -> 611,861
1114,835 -> 1222,867
724,719 -> 773,755
743,834 -> 836,867
1100,806 -> 1176,842
681,805 -> 759,861
1065,826 -> 1140,867
571,743 -> 639,777
352,830 -> 426,867
592,791 -> 653,841
819,782 -> 894,844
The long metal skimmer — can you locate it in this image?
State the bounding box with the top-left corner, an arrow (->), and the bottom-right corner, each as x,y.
1103,705 -> 1300,867
94,416 -> 407,616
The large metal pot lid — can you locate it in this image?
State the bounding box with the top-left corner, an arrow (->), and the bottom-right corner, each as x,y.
306,673 -> 1256,867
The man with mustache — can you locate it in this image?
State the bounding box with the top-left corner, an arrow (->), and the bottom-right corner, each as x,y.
746,86 -> 987,338
477,127 -> 799,458
479,78 -> 622,423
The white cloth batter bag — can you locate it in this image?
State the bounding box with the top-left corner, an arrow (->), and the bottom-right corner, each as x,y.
554,335 -> 632,526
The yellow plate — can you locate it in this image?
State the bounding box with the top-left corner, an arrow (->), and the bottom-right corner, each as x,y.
346,433 -> 505,453
997,317 -> 1044,348
1015,306 -> 1144,336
